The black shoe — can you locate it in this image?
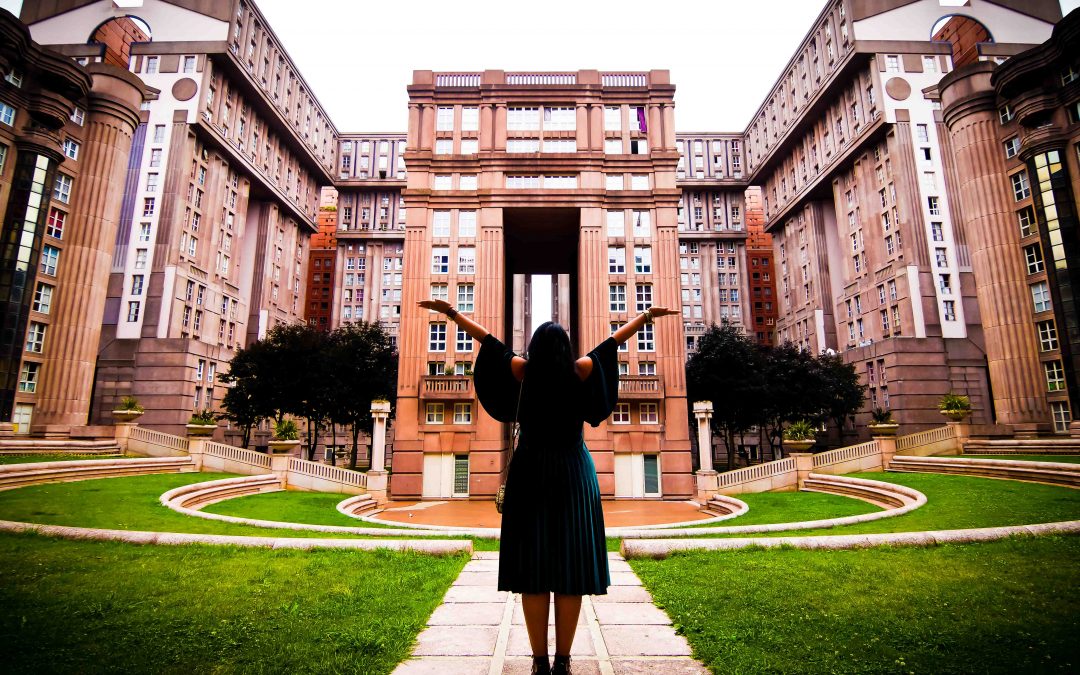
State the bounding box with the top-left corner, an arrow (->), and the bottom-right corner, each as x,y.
552,655 -> 572,675
532,655 -> 551,674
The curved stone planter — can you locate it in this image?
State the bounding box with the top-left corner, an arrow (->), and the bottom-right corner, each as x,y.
890,456 -> 1080,488
0,456 -> 194,491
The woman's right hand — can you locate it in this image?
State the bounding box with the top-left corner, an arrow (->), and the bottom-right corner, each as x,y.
418,299 -> 454,315
647,306 -> 678,319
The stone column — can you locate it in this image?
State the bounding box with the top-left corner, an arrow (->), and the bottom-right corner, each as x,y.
939,62 -> 1049,433
790,452 -> 814,489
33,64 -> 143,432
874,435 -> 897,469
367,399 -> 391,503
693,401 -> 718,500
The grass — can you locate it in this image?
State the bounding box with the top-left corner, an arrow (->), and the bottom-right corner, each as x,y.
968,454 -> 1080,463
631,535 -> 1080,674
688,490 -> 880,527
203,489 -> 396,528
0,454 -> 128,464
0,532 -> 466,674
695,472 -> 1080,538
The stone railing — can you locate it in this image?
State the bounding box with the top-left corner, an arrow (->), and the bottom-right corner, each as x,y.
602,73 -> 647,87
127,426 -> 189,457
288,457 -> 367,493
435,73 -> 480,87
618,375 -> 662,398
813,440 -> 881,474
422,375 -> 473,399
716,457 -> 796,494
896,425 -> 958,456
507,73 -> 576,85
200,441 -> 272,471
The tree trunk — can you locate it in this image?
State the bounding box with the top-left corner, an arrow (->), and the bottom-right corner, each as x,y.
306,416 -> 317,461
329,422 -> 337,466
725,428 -> 736,471
242,423 -> 252,449
349,421 -> 360,470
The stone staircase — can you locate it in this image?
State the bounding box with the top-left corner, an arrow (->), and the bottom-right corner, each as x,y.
0,439 -> 121,455
336,493 -> 380,517
962,438 -> 1080,455
801,473 -> 912,508
889,455 -> 1080,488
0,456 -> 195,491
700,493 -> 748,517
160,474 -> 283,511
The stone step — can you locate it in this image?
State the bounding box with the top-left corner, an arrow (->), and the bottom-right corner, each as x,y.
963,438 -> 1080,455
0,457 -> 193,490
889,456 -> 1080,488
801,478 -> 907,508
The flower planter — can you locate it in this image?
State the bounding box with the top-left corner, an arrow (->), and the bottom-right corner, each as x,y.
783,439 -> 815,453
940,410 -> 970,422
267,439 -> 301,454
185,423 -> 217,437
112,409 -> 143,423
868,423 -> 899,437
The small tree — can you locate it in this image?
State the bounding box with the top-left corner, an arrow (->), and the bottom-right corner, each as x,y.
327,321 -> 398,470
686,322 -> 765,470
816,351 -> 867,437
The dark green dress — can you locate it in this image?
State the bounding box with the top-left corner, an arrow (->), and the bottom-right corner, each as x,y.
474,334 -> 617,596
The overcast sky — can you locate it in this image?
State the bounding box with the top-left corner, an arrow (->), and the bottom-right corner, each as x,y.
3,0 -> 1077,133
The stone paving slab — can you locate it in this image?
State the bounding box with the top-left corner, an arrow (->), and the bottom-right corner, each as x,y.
393,552 -> 707,675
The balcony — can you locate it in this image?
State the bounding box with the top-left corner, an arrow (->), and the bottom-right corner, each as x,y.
618,375 -> 662,400
422,376 -> 473,400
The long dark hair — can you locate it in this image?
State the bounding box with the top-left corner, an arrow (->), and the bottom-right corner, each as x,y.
525,322 -> 576,387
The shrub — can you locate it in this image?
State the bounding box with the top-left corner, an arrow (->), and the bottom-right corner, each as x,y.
188,410 -> 216,425
783,419 -> 816,441
870,407 -> 895,424
939,393 -> 972,412
274,419 -> 299,441
118,396 -> 143,412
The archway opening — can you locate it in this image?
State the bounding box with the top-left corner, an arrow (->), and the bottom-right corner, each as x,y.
89,16 -> 151,69
931,14 -> 993,69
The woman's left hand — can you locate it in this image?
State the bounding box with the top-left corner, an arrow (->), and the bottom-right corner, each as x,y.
418,299 -> 454,315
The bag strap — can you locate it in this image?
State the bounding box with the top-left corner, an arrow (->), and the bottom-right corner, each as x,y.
508,371 -> 525,465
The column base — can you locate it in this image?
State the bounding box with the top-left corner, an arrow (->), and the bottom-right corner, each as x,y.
695,470 -> 718,502
789,452 -> 814,489
366,470 -> 389,504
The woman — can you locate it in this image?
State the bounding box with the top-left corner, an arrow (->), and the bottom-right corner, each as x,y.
418,299 -> 676,675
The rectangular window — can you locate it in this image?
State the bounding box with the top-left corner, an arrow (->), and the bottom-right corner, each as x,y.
927,196 -> 940,216
33,283 -> 53,314
434,139 -> 453,155
431,246 -> 449,274
635,284 -> 652,312
612,322 -> 627,352
1012,171 -> 1030,201
146,173 -> 158,192
456,328 -> 471,352
25,322 -> 45,353
433,210 -> 451,237
453,402 -> 472,424
145,56 -> 158,73
638,361 -> 656,376
46,209 -> 65,239
612,402 -> 631,424
606,174 -> 624,190
461,106 -> 479,131
18,362 -> 38,393
436,106 -> 454,131
457,246 -> 475,274
430,283 -> 448,303
632,211 -> 650,237
609,284 -> 627,312
425,403 -> 444,424
935,248 -> 948,268
885,55 -> 900,72
0,143 -> 6,172
62,138 -> 79,160
429,323 -> 446,351
604,138 -> 623,154
506,139 -> 540,153
604,106 -> 621,131
1036,320 -> 1058,352
39,245 -> 59,275
0,102 -> 14,126
1017,206 -> 1036,237
606,210 -> 624,238
1031,281 -> 1051,313
630,174 -> 649,190
999,105 -> 1014,124
931,222 -> 944,242
458,211 -> 476,237
456,284 -> 474,312
1004,136 -> 1020,159
1051,402 -> 1072,433
640,403 -> 659,424
182,55 -> 196,73
460,140 -> 478,155
637,323 -> 655,351
149,148 -> 162,167
943,300 -> 956,321
1044,360 -> 1065,391
939,274 -> 952,294
142,197 -> 155,217
542,139 -> 576,153
1025,244 -> 1045,275
127,301 -> 141,322
634,246 -> 652,274
507,107 -> 540,130
131,274 -> 144,295
53,174 -> 73,203
608,246 -> 625,274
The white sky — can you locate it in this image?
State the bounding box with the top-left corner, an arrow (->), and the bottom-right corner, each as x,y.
3,0 -> 1076,133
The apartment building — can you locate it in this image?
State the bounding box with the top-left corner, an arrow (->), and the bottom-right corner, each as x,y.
22,0 -> 339,434
0,10 -> 145,435
937,10 -> 1080,434
674,133 -> 750,353
305,188 -> 338,331
745,187 -> 778,345
745,0 -> 1061,433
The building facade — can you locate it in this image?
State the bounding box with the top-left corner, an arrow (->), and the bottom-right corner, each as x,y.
22,0 -> 340,434
745,0 -> 1062,433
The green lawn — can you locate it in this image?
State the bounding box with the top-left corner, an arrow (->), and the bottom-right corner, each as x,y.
0,532 -> 465,674
632,536 -> 1080,674
0,454 -> 128,464
687,490 -> 880,527
203,489 -> 397,528
967,454 -> 1080,463
696,472 -> 1080,538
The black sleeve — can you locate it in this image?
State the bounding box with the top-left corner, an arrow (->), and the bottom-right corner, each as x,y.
473,334 -> 521,423
583,337 -> 620,427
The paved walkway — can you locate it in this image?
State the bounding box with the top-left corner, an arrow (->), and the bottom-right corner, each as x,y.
373,500 -> 712,529
393,552 -> 708,674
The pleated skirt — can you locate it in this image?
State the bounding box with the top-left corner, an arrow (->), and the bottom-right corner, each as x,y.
498,435 -> 610,596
